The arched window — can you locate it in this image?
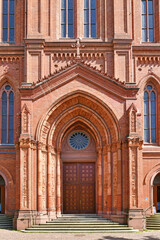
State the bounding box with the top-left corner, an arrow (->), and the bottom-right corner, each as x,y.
141,0 -> 154,42
84,0 -> 96,38
1,84 -> 14,144
61,0 -> 73,38
2,0 -> 15,42
144,85 -> 156,143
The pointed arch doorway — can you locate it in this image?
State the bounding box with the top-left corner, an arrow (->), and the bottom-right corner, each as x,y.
62,129 -> 97,214
0,176 -> 5,214
153,173 -> 160,213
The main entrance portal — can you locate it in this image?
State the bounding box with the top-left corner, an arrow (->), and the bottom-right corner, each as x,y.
63,162 -> 95,214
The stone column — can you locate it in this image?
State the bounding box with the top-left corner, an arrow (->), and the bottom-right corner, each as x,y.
111,143 -> 118,212
16,138 -> 36,230
56,149 -> 61,217
37,142 -> 43,212
19,139 -> 29,210
37,142 -> 47,214
117,142 -> 122,212
47,145 -> 56,219
97,147 -> 103,214
103,144 -> 111,215
128,137 -> 144,230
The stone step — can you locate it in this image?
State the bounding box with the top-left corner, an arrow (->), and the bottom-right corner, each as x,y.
31,224 -> 128,228
45,222 -> 119,225
146,213 -> 160,230
0,226 -> 13,230
26,227 -> 133,232
59,215 -> 108,218
47,219 -> 112,223
147,227 -> 160,230
0,221 -> 13,224
24,230 -> 137,233
0,215 -> 13,230
24,214 -> 135,233
147,225 -> 160,227
146,219 -> 160,221
146,221 -> 160,223
55,217 -> 109,220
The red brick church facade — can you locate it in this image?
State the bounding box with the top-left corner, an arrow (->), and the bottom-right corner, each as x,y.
0,0 -> 160,230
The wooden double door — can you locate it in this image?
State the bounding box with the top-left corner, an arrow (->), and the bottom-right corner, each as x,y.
63,162 -> 95,214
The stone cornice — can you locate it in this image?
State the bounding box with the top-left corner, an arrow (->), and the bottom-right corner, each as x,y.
0,46 -> 24,55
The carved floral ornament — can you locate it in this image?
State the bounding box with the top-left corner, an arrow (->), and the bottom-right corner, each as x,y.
128,103 -> 137,134
19,138 -> 36,148
21,104 -> 31,135
128,137 -> 143,149
131,147 -> 138,208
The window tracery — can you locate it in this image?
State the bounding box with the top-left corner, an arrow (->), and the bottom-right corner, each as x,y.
144,84 -> 156,143
1,83 -> 14,144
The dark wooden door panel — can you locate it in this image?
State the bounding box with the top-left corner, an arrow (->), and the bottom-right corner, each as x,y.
63,184 -> 79,213
80,163 -> 95,183
80,184 -> 95,213
63,163 -> 79,213
63,162 -> 95,214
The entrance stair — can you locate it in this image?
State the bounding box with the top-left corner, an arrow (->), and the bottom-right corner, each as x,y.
0,214 -> 13,229
146,213 -> 160,230
24,214 -> 137,233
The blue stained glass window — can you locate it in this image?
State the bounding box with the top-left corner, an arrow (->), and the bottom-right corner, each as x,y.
69,132 -> 89,150
61,0 -> 66,8
3,0 -> 15,42
1,84 -> 14,145
84,0 -> 96,38
61,0 -> 73,38
2,92 -> 7,144
9,92 -> 14,144
84,0 -> 89,8
144,86 -> 156,143
144,91 -> 149,142
142,0 -> 146,14
5,85 -> 11,90
147,85 -> 152,90
141,0 -> 154,42
148,0 -> 153,14
150,91 -> 156,143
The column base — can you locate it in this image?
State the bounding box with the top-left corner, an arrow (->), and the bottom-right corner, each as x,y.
14,210 -> 37,230
102,211 -> 127,225
128,209 -> 146,230
56,211 -> 62,218
14,210 -> 58,230
48,210 -> 57,221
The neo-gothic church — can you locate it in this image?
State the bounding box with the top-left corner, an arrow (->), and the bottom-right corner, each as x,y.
0,0 -> 160,231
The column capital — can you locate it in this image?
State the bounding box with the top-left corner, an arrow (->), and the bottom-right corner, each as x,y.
97,146 -> 102,154
127,137 -> 143,149
37,141 -> 47,151
19,137 -> 36,148
47,144 -> 55,154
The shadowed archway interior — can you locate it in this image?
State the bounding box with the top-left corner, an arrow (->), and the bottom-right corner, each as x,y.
0,176 -> 5,214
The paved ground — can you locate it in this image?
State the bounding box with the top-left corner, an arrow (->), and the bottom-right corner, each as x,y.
0,230 -> 160,240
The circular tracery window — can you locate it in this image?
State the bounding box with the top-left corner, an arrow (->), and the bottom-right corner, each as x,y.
69,131 -> 89,150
